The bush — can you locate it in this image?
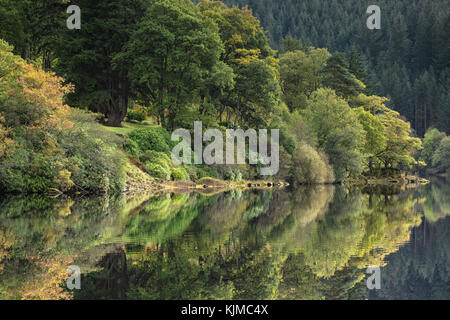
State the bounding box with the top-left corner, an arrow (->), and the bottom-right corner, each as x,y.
187,165 -> 219,181
140,150 -> 171,165
140,151 -> 173,180
127,127 -> 172,154
290,142 -> 334,184
421,128 -> 446,166
171,167 -> 189,181
60,129 -> 126,194
144,162 -> 171,180
127,109 -> 146,122
124,139 -> 142,159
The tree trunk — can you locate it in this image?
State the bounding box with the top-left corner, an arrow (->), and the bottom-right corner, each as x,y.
106,110 -> 125,127
105,78 -> 129,127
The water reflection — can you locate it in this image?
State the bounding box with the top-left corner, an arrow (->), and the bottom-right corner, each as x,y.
0,181 -> 448,300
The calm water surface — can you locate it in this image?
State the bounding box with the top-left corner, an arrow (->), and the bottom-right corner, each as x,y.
0,179 -> 449,300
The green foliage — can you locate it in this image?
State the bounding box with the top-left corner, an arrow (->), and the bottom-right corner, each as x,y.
127,128 -> 172,154
118,0 -> 223,130
221,0 -> 450,135
290,142 -> 334,184
378,109 -> 423,168
421,128 -> 446,166
198,0 -> 281,127
281,35 -> 304,53
171,167 -> 189,181
354,107 -> 387,171
195,165 -> 219,180
224,168 -> 243,182
144,162 -> 171,180
140,151 -> 172,180
321,53 -> 365,99
304,88 -> 365,180
279,47 -> 331,112
59,128 -> 126,195
126,109 -> 146,123
53,0 -> 149,126
432,137 -> 450,173
0,41 -> 125,194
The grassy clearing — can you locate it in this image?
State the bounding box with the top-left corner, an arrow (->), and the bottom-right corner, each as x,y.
102,120 -> 157,137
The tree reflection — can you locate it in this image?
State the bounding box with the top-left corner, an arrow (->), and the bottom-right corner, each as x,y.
0,180 -> 444,300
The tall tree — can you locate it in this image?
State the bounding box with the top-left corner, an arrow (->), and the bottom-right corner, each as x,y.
279,47 -> 330,112
322,53 -> 365,99
118,0 -> 224,130
198,0 -> 281,127
54,0 -> 148,126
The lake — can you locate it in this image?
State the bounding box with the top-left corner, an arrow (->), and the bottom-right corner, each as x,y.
0,179 -> 449,300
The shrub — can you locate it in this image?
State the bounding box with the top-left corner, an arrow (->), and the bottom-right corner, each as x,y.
171,167 -> 189,181
144,162 -> 171,180
127,109 -> 146,122
127,127 -> 172,154
195,166 -> 219,180
140,150 -> 171,165
60,129 -> 126,194
290,142 -> 334,184
124,139 -> 142,159
224,168 -> 235,181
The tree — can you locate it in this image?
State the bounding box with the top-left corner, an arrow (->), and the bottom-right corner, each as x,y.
232,59 -> 280,127
279,47 -> 330,112
54,0 -> 148,126
221,0 -> 450,134
354,107 -> 387,172
378,109 -> 423,168
281,35 -> 303,53
421,128 -> 445,166
118,0 -> 223,130
304,88 -> 365,181
322,53 -> 365,99
198,0 -> 281,127
0,0 -> 28,56
348,46 -> 366,81
432,137 -> 450,173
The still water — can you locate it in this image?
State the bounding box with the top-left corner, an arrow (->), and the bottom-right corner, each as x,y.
0,179 -> 449,300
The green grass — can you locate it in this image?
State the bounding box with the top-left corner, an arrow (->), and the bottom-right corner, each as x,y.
102,120 -> 157,137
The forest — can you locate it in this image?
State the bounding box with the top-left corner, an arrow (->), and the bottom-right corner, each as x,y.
220,0 -> 450,137
0,0 -> 448,195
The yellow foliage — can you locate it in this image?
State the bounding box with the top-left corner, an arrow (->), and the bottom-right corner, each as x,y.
0,114 -> 16,158
0,229 -> 15,273
17,63 -> 74,131
19,255 -> 74,300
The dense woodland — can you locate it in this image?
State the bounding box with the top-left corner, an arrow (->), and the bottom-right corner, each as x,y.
0,0 -> 448,195
220,0 -> 450,137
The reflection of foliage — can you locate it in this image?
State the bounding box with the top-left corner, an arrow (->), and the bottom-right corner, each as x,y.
421,179 -> 450,223
0,229 -> 14,274
302,188 -> 422,279
1,180 -> 447,300
369,216 -> 450,300
18,255 -> 73,300
0,193 -> 128,299
302,187 -> 366,278
123,194 -> 213,246
126,241 -> 280,300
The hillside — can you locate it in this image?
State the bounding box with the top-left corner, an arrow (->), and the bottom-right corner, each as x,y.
220,0 -> 450,136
